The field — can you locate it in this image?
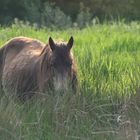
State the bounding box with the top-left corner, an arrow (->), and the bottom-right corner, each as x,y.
0,22 -> 140,140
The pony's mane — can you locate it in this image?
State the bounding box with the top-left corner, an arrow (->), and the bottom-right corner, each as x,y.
54,39 -> 67,47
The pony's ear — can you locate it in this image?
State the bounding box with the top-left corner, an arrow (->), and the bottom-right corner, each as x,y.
49,37 -> 55,51
67,36 -> 74,50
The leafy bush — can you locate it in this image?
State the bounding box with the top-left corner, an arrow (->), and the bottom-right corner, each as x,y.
0,1 -> 72,29
76,3 -> 92,28
40,2 -> 72,29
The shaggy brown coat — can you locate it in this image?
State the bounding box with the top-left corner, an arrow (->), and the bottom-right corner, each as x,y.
0,37 -> 77,101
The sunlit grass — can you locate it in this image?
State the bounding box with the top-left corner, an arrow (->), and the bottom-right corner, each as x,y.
0,22 -> 140,139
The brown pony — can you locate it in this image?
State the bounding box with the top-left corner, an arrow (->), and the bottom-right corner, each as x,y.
0,36 -> 78,101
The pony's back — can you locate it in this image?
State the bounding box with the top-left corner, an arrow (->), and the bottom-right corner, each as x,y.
0,46 -> 4,92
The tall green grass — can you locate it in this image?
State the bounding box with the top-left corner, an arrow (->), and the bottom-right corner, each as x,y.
0,22 -> 140,139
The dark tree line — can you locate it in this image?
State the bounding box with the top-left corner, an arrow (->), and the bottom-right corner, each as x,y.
0,0 -> 140,27
52,0 -> 140,20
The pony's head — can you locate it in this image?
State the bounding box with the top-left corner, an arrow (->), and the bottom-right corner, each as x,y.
48,37 -> 75,91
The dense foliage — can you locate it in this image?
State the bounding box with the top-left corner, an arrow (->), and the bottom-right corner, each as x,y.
0,0 -> 140,28
52,0 -> 140,20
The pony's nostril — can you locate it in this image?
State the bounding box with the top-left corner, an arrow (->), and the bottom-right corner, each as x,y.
53,74 -> 69,91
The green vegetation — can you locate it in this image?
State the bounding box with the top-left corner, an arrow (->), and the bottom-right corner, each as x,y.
0,0 -> 140,27
0,22 -> 140,139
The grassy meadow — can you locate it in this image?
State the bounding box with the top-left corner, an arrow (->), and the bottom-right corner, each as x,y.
0,22 -> 140,139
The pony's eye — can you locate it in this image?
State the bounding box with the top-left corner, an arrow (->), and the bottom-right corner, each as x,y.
50,61 -> 57,67
50,62 -> 54,66
66,62 -> 72,67
53,62 -> 57,67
